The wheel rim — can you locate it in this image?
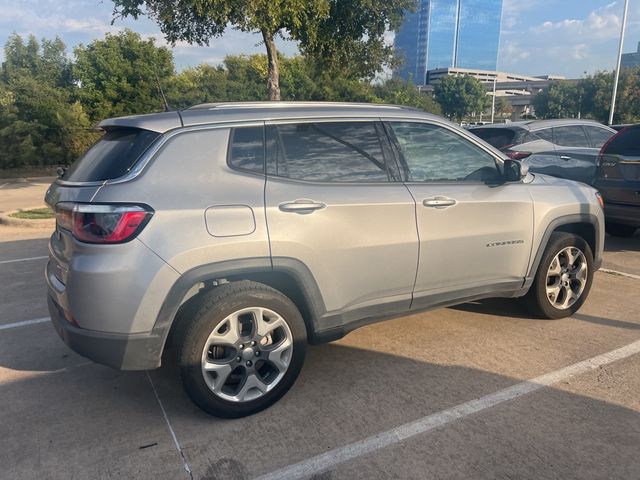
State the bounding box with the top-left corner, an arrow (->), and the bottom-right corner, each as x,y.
545,246 -> 588,310
200,307 -> 293,402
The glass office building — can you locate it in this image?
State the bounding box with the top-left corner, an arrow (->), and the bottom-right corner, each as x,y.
394,0 -> 503,83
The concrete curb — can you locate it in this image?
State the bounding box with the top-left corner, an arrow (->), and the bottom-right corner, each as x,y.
0,208 -> 55,229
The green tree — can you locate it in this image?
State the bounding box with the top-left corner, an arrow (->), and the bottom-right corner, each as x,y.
300,0 -> 414,80
0,35 -> 95,170
111,0 -> 413,101
533,81 -> 581,119
373,77 -> 441,114
433,75 -> 486,122
73,30 -> 174,121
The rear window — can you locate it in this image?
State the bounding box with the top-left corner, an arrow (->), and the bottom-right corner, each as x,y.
470,128 -> 521,150
63,128 -> 160,182
603,127 -> 640,156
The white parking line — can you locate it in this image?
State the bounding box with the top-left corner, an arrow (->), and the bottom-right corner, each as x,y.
0,317 -> 50,331
0,182 -> 8,189
146,372 -> 193,480
254,338 -> 640,480
0,255 -> 48,265
600,268 -> 640,281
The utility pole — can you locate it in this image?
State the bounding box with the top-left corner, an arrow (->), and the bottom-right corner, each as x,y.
491,77 -> 497,124
609,0 -> 629,125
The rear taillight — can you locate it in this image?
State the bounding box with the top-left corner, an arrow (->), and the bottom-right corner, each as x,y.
595,192 -> 605,209
505,150 -> 532,160
55,203 -> 153,244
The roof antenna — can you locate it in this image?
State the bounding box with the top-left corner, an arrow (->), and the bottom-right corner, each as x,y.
154,69 -> 171,112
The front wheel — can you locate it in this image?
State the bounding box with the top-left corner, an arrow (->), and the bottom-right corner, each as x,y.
525,233 -> 594,319
176,281 -> 307,418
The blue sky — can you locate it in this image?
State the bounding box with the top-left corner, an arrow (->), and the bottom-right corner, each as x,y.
0,0 -> 639,78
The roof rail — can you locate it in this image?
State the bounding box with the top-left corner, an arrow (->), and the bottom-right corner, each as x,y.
185,101 -> 407,111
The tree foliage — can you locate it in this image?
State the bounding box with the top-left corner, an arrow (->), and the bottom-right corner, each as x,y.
110,0 -> 414,100
433,75 -> 487,122
73,30 -> 174,120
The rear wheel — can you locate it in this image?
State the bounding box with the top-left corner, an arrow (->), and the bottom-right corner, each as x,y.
176,281 -> 307,418
606,223 -> 637,237
525,233 -> 594,319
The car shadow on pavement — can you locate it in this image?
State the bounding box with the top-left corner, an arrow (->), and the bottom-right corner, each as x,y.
604,232 -> 640,253
1,341 -> 639,479
452,299 -> 640,331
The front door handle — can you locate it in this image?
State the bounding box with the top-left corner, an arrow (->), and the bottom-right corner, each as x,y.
560,155 -> 572,161
423,196 -> 457,208
279,200 -> 327,213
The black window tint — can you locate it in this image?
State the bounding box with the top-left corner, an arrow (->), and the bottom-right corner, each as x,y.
584,126 -> 615,149
270,122 -> 390,183
553,126 -> 589,147
603,127 -> 640,155
470,127 -> 519,149
228,126 -> 264,173
63,128 -> 160,182
534,128 -> 554,143
389,122 -> 499,183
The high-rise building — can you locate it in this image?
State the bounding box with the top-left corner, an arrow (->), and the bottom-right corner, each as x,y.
394,0 -> 503,84
621,42 -> 640,69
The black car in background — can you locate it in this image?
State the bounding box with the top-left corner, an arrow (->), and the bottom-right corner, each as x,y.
470,120 -> 616,185
594,124 -> 640,237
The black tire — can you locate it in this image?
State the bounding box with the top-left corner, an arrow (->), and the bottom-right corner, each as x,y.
524,232 -> 594,319
176,280 -> 307,418
606,223 -> 637,238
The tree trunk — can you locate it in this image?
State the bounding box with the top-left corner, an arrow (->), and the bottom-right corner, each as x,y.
262,29 -> 281,101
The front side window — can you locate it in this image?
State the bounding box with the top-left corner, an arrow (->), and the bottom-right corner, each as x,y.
388,122 -> 500,183
553,126 -> 589,147
266,122 -> 392,183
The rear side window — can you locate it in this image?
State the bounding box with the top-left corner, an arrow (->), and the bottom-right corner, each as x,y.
228,126 -> 264,174
470,127 -> 520,149
603,127 -> 640,155
553,126 -> 589,147
534,128 -> 554,143
584,126 -> 614,148
266,122 -> 392,183
63,128 -> 160,182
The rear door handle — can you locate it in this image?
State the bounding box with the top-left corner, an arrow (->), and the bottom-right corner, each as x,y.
423,197 -> 457,208
560,155 -> 572,161
279,200 -> 327,213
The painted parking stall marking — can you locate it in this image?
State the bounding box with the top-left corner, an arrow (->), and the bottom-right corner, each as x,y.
0,317 -> 50,331
254,338 -> 640,480
0,255 -> 48,265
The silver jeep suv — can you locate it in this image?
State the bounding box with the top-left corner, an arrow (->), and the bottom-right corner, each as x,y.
45,102 -> 604,417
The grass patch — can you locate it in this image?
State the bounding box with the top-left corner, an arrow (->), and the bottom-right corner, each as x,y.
10,207 -> 54,220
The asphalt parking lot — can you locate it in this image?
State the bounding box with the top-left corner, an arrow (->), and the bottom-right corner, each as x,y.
1,229 -> 639,480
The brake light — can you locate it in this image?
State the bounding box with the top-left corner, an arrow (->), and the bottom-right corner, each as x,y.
55,203 -> 153,244
505,150 -> 532,160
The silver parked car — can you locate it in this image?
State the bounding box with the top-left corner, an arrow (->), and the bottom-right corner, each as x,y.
470,119 -> 616,185
45,103 -> 604,417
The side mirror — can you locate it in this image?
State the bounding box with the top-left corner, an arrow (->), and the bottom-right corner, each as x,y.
504,159 -> 529,182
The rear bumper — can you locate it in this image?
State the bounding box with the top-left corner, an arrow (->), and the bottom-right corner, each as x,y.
604,203 -> 640,227
48,295 -> 166,370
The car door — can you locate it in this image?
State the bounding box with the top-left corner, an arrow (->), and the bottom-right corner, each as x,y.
551,125 -> 599,184
384,121 -> 533,306
264,119 -> 419,322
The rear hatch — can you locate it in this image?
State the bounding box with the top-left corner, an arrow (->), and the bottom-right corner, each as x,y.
45,126 -> 164,285
595,126 -> 640,206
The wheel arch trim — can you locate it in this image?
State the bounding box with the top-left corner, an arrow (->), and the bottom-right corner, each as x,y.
525,213 -> 602,289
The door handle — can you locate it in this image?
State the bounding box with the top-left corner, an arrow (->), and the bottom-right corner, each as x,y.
279,200 -> 327,213
423,197 -> 457,208
560,155 -> 571,161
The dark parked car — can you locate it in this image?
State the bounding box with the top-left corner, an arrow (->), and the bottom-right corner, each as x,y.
470,120 -> 616,185
594,124 -> 640,237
